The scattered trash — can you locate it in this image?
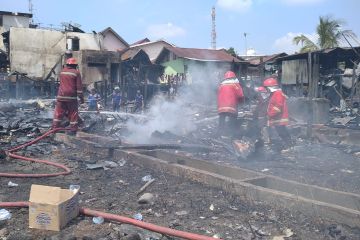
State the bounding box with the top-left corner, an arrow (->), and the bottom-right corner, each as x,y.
261,168 -> 270,172
272,228 -> 294,240
86,163 -> 104,170
209,204 -> 215,211
118,179 -> 129,185
133,213 -> 143,221
232,138 -> 255,159
175,210 -> 188,216
104,161 -> 118,168
142,175 -> 153,182
283,228 -> 294,237
69,185 -> 80,194
0,209 -> 11,221
7,181 -> 19,187
118,159 -> 126,167
85,198 -> 97,203
137,178 -> 155,196
341,169 -> 354,174
229,206 -> 238,211
212,234 -> 221,239
138,193 -> 154,204
332,116 -> 355,126
92,216 -> 104,224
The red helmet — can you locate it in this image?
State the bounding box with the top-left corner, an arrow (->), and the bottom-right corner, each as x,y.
224,71 -> 236,79
256,86 -> 267,93
263,78 -> 278,87
66,58 -> 78,65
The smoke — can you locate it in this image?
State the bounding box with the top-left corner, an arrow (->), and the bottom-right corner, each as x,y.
125,62 -> 228,144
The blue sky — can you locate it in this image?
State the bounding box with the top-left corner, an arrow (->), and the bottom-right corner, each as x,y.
2,0 -> 359,54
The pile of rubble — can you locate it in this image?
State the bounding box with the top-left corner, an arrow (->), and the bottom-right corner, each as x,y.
0,100 -> 54,149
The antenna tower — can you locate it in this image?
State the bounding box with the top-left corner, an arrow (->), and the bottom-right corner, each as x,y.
211,6 -> 216,49
28,0 -> 34,24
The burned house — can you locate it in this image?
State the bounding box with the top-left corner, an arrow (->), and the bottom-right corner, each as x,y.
0,24 -> 129,100
153,46 -> 248,102
277,47 -> 360,106
155,46 -> 248,84
275,47 -> 360,125
120,48 -> 163,103
244,52 -> 288,83
130,39 -> 175,63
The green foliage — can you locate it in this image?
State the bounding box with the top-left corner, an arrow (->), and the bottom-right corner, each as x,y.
226,47 -> 238,57
293,15 -> 357,53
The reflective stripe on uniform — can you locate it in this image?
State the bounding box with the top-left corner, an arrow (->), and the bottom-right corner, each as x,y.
70,121 -> 78,125
218,106 -> 236,112
53,119 -> 61,122
60,71 -> 77,77
272,106 -> 281,112
57,96 -> 77,100
269,118 -> 289,124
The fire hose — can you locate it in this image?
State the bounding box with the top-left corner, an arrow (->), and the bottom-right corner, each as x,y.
1,127 -> 72,177
0,128 -> 219,240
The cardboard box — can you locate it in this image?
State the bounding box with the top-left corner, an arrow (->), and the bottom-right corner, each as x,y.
29,184 -> 79,231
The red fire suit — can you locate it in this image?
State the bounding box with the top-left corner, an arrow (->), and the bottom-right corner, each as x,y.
52,66 -> 83,130
267,90 -> 289,126
217,79 -> 244,114
217,78 -> 244,135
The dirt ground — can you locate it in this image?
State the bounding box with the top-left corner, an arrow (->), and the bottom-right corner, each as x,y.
0,138 -> 360,240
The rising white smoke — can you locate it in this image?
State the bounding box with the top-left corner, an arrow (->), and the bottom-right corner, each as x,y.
125,62 -> 228,143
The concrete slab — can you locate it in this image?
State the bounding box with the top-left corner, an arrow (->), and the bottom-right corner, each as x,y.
55,132 -> 360,228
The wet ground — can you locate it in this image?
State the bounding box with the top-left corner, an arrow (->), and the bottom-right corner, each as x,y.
187,118 -> 360,195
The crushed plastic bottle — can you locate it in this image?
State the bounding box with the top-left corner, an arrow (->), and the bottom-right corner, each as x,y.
141,175 -> 153,182
0,209 -> 12,221
92,216 -> 104,224
8,181 -> 19,187
118,159 -> 126,167
69,185 -> 80,194
133,213 -> 143,221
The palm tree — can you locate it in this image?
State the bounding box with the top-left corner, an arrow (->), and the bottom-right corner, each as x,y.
293,15 -> 357,53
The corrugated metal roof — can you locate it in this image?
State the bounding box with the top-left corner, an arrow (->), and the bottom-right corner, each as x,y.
130,39 -> 175,48
130,38 -> 150,46
121,48 -> 150,62
245,53 -> 287,65
0,11 -> 32,18
165,46 -> 245,63
277,47 -> 360,61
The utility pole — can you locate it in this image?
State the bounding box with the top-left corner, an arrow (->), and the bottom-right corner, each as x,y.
243,32 -> 248,55
211,6 -> 216,50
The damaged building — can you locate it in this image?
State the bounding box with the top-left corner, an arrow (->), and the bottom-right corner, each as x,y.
277,47 -> 360,104
1,24 -> 131,100
243,52 -> 288,83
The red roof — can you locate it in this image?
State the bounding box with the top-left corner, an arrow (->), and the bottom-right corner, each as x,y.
165,46 -> 244,63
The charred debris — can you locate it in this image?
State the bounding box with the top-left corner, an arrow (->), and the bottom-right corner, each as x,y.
0,11 -> 359,154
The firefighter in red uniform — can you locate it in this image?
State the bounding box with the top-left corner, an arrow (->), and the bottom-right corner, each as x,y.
217,71 -> 244,136
253,86 -> 270,145
263,78 -> 292,150
52,58 -> 84,133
